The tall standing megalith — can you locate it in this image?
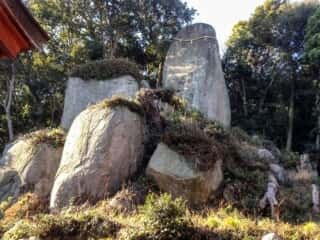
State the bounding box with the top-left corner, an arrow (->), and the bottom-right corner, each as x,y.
163,23 -> 231,127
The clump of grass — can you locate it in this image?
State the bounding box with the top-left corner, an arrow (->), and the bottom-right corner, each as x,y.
108,176 -> 157,214
0,197 -> 13,219
70,58 -> 142,83
0,194 -> 120,240
230,127 -> 262,146
91,96 -> 144,117
2,213 -> 119,240
281,150 -> 300,169
194,207 -> 320,240
1,193 -> 48,227
22,128 -> 66,148
119,193 -> 192,240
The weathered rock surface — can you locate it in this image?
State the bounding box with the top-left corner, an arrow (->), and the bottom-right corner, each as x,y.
147,143 -> 223,205
163,23 -> 231,127
0,166 -> 21,201
51,103 -> 145,209
269,163 -> 286,184
61,75 -> 139,129
1,133 -> 63,197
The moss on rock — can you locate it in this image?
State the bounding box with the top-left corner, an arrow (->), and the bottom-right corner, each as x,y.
90,96 -> 144,117
22,128 -> 66,148
70,58 -> 143,83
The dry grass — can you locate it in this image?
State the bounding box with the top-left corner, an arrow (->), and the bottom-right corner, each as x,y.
90,96 -> 144,117
194,207 -> 320,240
287,169 -> 318,183
21,128 -> 66,148
1,192 -> 320,240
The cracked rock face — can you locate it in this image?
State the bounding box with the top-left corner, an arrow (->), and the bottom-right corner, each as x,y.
51,104 -> 145,209
61,75 -> 139,130
147,143 -> 223,205
163,23 -> 231,128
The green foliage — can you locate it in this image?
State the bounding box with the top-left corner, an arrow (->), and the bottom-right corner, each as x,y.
224,0 -> 319,152
70,58 -> 143,82
305,7 -> 320,66
202,207 -> 320,240
123,193 -> 191,240
229,127 -> 262,147
281,150 -> 300,169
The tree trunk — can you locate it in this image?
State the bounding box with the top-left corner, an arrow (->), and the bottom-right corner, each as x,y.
315,94 -> 320,150
312,184 -> 320,213
157,60 -> 164,88
316,115 -> 320,150
4,62 -> 15,142
240,78 -> 248,117
286,78 -> 295,152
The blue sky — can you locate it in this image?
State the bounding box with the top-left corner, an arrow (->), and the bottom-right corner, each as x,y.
184,0 -> 302,52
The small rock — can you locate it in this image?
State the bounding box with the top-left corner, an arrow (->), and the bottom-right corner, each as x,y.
261,233 -> 281,240
270,163 -> 286,184
258,149 -> 276,164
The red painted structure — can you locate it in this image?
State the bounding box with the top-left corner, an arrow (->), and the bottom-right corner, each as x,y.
0,0 -> 49,59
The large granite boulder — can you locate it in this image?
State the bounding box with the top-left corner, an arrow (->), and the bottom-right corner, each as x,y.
61,75 -> 139,129
147,143 -> 223,205
163,23 -> 231,128
0,129 -> 65,197
0,166 -> 21,201
50,98 -> 145,209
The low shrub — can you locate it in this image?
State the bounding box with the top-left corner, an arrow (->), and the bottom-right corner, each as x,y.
120,193 -> 192,240
282,150 -> 300,169
2,214 -> 119,240
70,58 -> 142,83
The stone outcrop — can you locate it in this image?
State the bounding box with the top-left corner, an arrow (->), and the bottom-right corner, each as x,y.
61,75 -> 139,129
1,130 -> 64,197
0,166 -> 21,201
50,99 -> 145,209
146,143 -> 223,205
163,23 -> 231,127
